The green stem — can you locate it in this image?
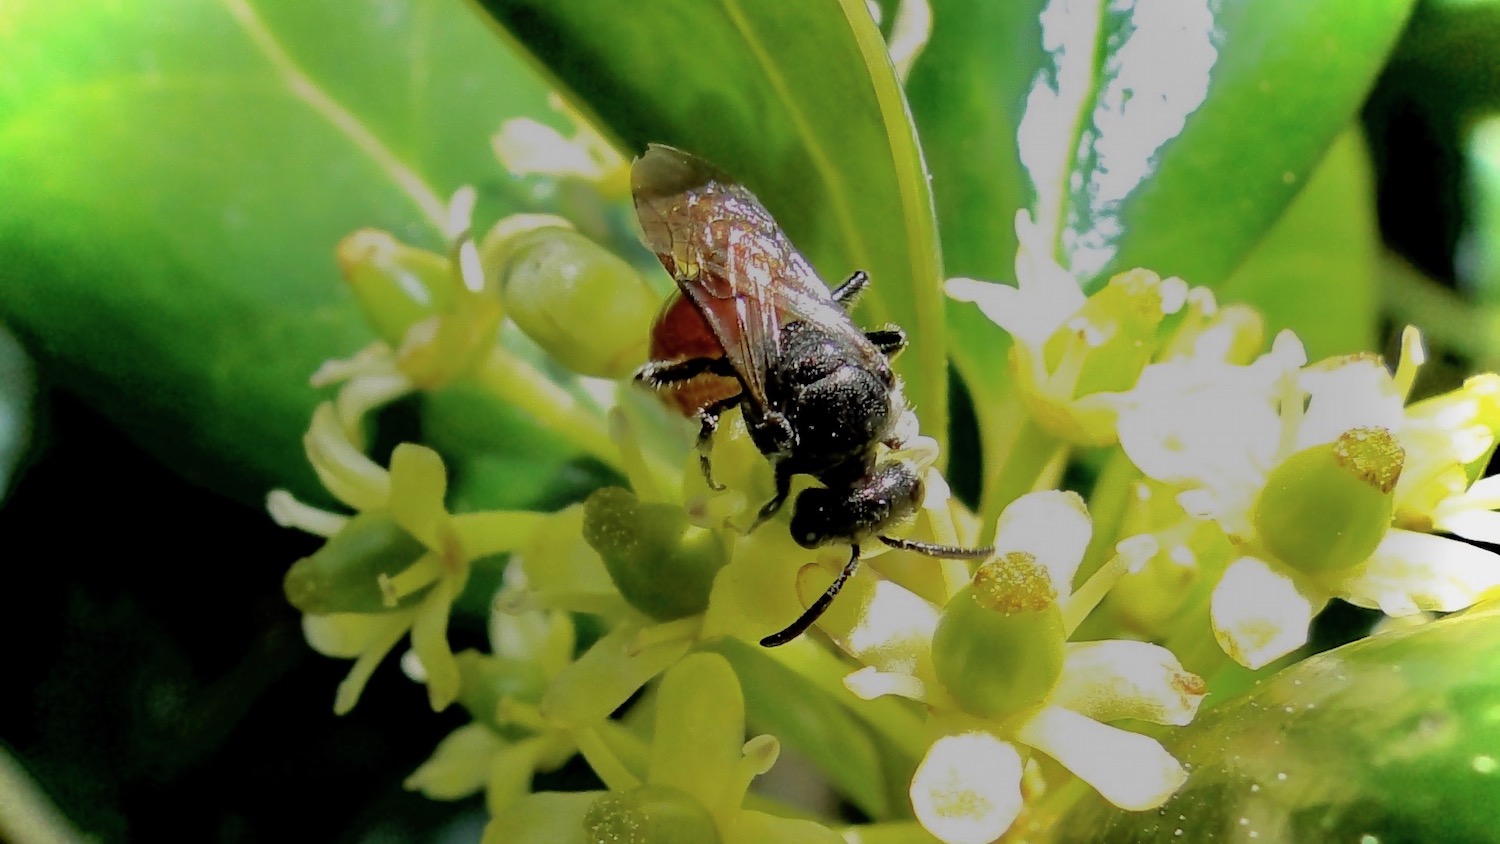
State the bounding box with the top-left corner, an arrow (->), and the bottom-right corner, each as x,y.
1379,253 -> 1500,369
978,412 -> 1067,542
471,348 -> 621,470
1076,448 -> 1141,581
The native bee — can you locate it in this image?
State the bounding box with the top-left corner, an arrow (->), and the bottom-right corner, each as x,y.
632,144 -> 989,646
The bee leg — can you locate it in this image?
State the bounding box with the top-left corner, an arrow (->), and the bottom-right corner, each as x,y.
879,535 -> 993,559
634,354 -> 736,387
832,270 -> 870,308
695,394 -> 743,491
760,544 -> 861,647
863,326 -> 907,358
747,461 -> 795,532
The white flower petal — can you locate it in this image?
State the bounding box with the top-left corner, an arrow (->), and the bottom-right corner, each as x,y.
1210,557 -> 1320,669
1052,640 -> 1206,726
1297,356 -> 1404,448
493,119 -> 602,179
844,666 -> 928,702
1438,508 -> 1500,544
1334,529 -> 1500,615
837,578 -> 941,676
992,491 -> 1092,592
910,732 -> 1024,844
1015,706 -> 1186,811
1114,357 -> 1282,491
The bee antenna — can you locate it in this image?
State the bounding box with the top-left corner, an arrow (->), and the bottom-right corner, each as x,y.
759,546 -> 862,647
878,535 -> 993,560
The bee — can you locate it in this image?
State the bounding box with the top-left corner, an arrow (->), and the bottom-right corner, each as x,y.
632,144 -> 990,646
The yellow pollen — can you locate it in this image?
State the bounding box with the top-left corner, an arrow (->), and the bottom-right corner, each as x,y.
1333,427 -> 1405,494
972,552 -> 1057,614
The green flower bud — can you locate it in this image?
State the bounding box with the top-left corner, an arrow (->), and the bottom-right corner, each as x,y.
583,785 -> 721,844
1256,427 -> 1404,574
486,216 -> 658,378
582,487 -> 728,621
337,229 -> 455,346
932,554 -> 1067,719
284,513 -> 430,614
455,650 -> 548,739
1058,268 -> 1179,397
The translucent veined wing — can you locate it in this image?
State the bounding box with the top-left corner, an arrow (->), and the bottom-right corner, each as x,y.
632,144 -> 871,412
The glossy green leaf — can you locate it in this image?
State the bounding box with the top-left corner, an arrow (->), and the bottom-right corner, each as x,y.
0,0 -> 574,503
1054,605 -> 1500,842
1221,130 -> 1379,359
470,0 -> 951,446
907,0 -> 1039,484
1016,0 -> 1415,291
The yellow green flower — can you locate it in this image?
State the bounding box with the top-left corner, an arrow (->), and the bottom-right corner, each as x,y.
483,653 -> 841,844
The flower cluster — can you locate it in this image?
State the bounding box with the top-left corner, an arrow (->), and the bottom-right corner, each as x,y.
269,160 -> 1500,842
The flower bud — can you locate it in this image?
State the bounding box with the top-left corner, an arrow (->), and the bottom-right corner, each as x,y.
485,216 -> 658,378
337,229 -> 455,346
932,554 -> 1067,719
583,784 -> 721,844
1058,269 -> 1185,397
284,513 -> 430,614
455,650 -> 548,739
1255,427 -> 1403,574
582,487 -> 728,620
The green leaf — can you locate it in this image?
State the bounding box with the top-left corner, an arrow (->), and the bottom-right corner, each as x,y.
0,323 -> 34,502
708,638 -> 903,821
1015,0 -> 1416,291
0,0 -> 571,503
470,0 -> 951,448
907,0 -> 1040,490
1221,130 -> 1380,359
1464,116 -> 1500,304
1054,605 -> 1500,841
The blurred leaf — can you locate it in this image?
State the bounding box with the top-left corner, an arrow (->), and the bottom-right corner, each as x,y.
0,0 -> 574,503
1054,605 -> 1500,842
1016,0 -> 1416,291
1386,0 -> 1500,119
471,0 -> 952,446
1221,130 -> 1379,359
1463,116 -> 1500,304
908,0 -> 1041,493
0,323 -> 33,502
709,639 -> 908,821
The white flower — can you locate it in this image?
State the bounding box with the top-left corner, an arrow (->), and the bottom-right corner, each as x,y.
1115,326 -> 1500,668
828,492 -> 1202,844
948,210 -> 1188,446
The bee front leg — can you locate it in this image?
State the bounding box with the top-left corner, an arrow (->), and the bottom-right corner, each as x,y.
747,460 -> 795,532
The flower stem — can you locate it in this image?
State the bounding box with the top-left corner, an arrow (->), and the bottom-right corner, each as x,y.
574,725 -> 643,792
471,347 -> 621,471
978,412 -> 1068,542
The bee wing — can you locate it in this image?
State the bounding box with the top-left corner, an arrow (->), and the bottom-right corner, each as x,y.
632,144 -> 881,409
